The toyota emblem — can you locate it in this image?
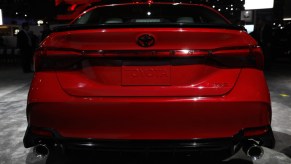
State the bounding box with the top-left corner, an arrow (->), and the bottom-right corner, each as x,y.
137,34 -> 155,47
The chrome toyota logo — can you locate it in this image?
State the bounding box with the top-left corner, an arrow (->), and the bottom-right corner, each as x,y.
137,34 -> 155,47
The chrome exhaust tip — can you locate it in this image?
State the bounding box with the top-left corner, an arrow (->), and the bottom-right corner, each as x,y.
242,140 -> 264,160
246,145 -> 264,160
33,144 -> 49,159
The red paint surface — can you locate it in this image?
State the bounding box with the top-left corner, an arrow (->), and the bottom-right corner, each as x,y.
28,3 -> 271,140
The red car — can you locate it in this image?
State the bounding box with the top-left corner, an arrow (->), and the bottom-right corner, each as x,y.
24,1 -> 275,161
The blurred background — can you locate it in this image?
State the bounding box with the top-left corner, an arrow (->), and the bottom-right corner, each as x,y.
0,1 -> 291,164
0,0 -> 290,66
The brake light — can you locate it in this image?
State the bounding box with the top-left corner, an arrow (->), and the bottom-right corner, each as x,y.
248,46 -> 264,69
34,48 -> 82,72
84,50 -> 209,58
211,45 -> 264,69
34,46 -> 264,71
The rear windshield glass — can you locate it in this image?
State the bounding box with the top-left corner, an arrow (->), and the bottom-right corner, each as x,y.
73,4 -> 229,25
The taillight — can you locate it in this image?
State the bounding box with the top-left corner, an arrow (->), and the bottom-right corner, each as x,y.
33,45 -> 264,71
210,45 -> 264,69
34,48 -> 83,72
248,46 -> 264,69
83,50 -> 209,58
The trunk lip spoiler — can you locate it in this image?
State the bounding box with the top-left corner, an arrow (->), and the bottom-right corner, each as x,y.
37,45 -> 254,56
52,24 -> 244,33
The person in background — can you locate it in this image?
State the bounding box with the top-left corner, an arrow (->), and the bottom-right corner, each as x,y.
29,31 -> 39,50
0,36 -> 4,48
250,18 -> 273,68
17,22 -> 34,73
236,20 -> 247,32
41,23 -> 52,41
286,23 -> 291,61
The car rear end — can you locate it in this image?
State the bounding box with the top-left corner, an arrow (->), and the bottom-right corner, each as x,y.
24,2 -> 274,160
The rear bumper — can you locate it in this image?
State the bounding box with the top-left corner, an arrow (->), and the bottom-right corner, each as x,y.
25,69 -> 274,154
26,70 -> 272,140
24,127 -> 239,151
26,100 -> 271,140
23,125 -> 275,159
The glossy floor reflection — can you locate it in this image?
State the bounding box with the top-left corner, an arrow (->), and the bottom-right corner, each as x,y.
1,61 -> 291,163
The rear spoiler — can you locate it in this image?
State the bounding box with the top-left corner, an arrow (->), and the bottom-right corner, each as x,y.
53,24 -> 244,32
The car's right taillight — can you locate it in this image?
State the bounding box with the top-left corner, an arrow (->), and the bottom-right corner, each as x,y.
34,48 -> 83,72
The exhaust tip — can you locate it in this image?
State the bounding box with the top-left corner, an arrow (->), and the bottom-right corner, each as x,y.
33,144 -> 49,159
246,145 -> 264,160
242,139 -> 264,160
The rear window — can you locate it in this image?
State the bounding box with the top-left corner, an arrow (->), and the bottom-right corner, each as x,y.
73,4 -> 229,25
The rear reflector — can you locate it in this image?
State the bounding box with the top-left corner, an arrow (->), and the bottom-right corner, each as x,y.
244,127 -> 269,137
31,127 -> 53,137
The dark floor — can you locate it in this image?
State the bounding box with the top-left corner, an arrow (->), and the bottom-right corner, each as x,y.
0,61 -> 291,164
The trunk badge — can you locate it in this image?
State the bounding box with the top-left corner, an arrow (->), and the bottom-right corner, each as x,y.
137,34 -> 155,47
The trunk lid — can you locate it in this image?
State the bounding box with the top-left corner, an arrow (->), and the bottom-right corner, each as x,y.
42,28 -> 250,97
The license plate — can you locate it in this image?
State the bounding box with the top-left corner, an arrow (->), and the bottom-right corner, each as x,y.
122,65 -> 171,86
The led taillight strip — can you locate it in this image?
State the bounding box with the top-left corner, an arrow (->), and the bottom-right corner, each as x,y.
34,45 -> 264,71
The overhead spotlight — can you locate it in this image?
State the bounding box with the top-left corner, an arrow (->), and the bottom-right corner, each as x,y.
37,20 -> 44,26
0,9 -> 2,25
